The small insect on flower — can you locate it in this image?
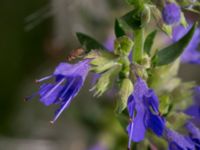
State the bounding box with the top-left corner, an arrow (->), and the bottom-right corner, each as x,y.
66,48 -> 85,61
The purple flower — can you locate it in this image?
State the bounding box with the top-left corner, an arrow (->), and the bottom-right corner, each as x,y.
185,86 -> 200,120
164,128 -> 194,150
127,77 -> 165,148
162,3 -> 181,25
173,25 -> 200,64
27,59 -> 90,123
185,122 -> 200,149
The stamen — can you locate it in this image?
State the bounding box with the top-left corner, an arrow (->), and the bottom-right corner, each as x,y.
50,120 -> 54,124
35,75 -> 53,83
25,84 -> 52,101
43,78 -> 65,99
50,99 -> 72,124
128,121 -> 134,149
40,84 -> 54,97
24,92 -> 38,101
51,79 -> 79,123
128,114 -> 135,150
59,78 -> 75,101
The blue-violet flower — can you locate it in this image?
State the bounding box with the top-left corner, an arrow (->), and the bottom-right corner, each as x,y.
164,128 -> 194,150
127,77 -> 165,149
185,122 -> 200,149
185,86 -> 200,120
27,59 -> 90,123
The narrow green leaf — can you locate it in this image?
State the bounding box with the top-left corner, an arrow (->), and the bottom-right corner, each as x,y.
121,9 -> 142,30
155,24 -> 196,66
114,19 -> 125,38
76,32 -> 106,52
144,30 -> 157,55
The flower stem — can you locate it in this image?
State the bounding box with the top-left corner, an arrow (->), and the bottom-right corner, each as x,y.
133,28 -> 144,63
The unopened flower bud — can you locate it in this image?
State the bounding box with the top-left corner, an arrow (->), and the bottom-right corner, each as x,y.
162,3 -> 181,25
141,5 -> 151,27
91,65 -> 121,97
114,36 -> 134,56
116,78 -> 133,113
90,51 -> 118,73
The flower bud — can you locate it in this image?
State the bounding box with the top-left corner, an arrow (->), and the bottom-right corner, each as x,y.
159,95 -> 171,116
118,57 -> 130,78
114,36 -> 134,56
116,78 -> 133,113
141,5 -> 151,27
162,3 -> 181,25
91,65 -> 121,97
90,50 -> 118,73
141,54 -> 151,69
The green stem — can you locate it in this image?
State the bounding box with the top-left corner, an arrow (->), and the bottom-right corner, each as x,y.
133,28 -> 144,63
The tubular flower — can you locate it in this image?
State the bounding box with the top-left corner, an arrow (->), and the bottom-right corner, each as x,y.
185,122 -> 200,149
127,77 -> 165,148
27,59 -> 90,123
164,128 -> 194,150
162,3 -> 181,25
185,86 -> 200,120
173,25 -> 200,64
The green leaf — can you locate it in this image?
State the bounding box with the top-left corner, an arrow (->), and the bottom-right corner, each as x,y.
121,9 -> 142,30
114,19 -> 125,38
144,30 -> 157,55
76,32 -> 106,52
154,24 -> 196,66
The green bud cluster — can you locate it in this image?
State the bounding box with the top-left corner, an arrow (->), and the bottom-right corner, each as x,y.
114,36 -> 134,56
87,36 -> 135,112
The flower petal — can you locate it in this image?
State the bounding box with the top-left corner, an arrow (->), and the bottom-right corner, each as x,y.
185,105 -> 200,120
185,122 -> 200,147
164,128 -> 194,150
39,83 -> 64,106
144,89 -> 159,113
133,78 -> 148,101
145,110 -> 165,136
51,77 -> 83,123
54,59 -> 90,78
128,104 -> 146,142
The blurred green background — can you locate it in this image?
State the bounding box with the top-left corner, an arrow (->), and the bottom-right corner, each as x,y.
0,0 -> 199,150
